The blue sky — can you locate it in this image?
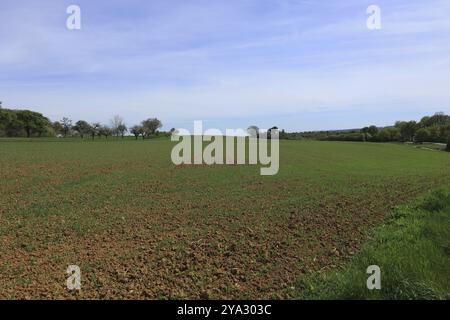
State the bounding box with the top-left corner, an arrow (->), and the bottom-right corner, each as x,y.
1,0 -> 450,131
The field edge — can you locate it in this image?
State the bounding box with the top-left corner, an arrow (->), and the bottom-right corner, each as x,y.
291,184 -> 450,300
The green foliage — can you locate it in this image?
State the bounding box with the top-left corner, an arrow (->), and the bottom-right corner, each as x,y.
141,118 -> 162,138
367,125 -> 378,136
294,186 -> 450,300
282,112 -> 449,146
73,120 -> 92,138
415,128 -> 431,143
0,108 -> 13,136
130,125 -> 144,139
326,132 -> 364,142
395,120 -> 418,142
375,127 -> 401,142
279,129 -> 288,139
0,108 -> 51,137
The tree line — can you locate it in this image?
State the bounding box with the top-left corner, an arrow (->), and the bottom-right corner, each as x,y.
52,116 -> 163,139
1,104 -> 449,151
279,112 -> 450,151
0,108 -> 51,138
0,105 -> 163,139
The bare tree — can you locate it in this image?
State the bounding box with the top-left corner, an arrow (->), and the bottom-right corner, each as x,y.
99,125 -> 112,139
118,124 -> 127,138
110,115 -> 125,138
60,117 -> 72,137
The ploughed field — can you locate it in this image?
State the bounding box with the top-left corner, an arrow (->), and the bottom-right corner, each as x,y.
0,139 -> 449,299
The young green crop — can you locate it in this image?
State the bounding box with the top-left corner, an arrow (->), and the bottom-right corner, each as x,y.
0,138 -> 449,299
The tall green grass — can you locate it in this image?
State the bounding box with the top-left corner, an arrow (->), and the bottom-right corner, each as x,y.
295,186 -> 450,300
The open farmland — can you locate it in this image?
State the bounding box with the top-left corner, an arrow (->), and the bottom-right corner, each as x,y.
0,139 -> 449,299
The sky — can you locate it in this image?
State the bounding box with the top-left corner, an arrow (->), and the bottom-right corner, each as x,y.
1,0 -> 450,132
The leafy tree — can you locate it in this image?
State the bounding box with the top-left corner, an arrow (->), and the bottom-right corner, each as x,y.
0,108 -> 14,136
73,120 -> 91,139
428,112 -> 450,127
130,125 -> 143,139
3,111 -> 23,137
438,125 -> 450,143
419,116 -> 431,127
443,125 -> 450,151
395,121 -> 418,142
427,125 -> 441,142
60,117 -> 72,137
141,118 -> 162,138
367,125 -> 379,136
90,122 -> 101,139
415,128 -> 430,143
361,127 -> 369,141
360,126 -> 378,141
16,110 -> 50,138
0,108 -> 10,124
381,127 -> 400,141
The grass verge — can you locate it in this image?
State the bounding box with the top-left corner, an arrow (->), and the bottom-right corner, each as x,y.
294,185 -> 450,300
